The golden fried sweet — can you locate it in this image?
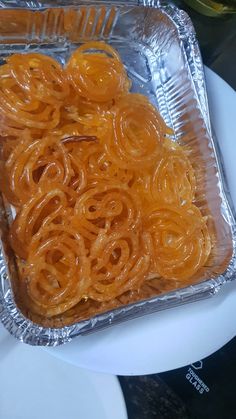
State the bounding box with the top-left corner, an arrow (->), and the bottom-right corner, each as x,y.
0,42 -> 211,318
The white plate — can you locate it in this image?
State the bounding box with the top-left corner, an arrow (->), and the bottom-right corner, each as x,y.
45,68 -> 236,375
0,324 -> 127,419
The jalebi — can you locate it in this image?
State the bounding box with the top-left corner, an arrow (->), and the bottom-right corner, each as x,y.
144,204 -> 211,281
25,223 -> 91,316
104,94 -> 166,170
66,41 -> 130,102
73,183 -> 141,242
0,42 -> 212,319
133,140 -> 196,207
0,53 -> 69,135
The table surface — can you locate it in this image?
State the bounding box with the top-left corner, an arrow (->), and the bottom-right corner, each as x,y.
175,0 -> 236,90
120,2 -> 236,418
119,336 -> 236,419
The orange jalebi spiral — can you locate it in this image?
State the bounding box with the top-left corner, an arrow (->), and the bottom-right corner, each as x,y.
72,183 -> 141,242
63,140 -> 134,187
151,148 -> 196,206
24,223 -> 91,316
144,204 -> 211,281
1,133 -> 98,205
133,140 -> 196,207
0,43 -> 212,320
66,41 -> 130,102
88,230 -> 150,302
104,94 -> 166,170
7,53 -> 69,105
0,53 -> 69,134
9,184 -> 76,259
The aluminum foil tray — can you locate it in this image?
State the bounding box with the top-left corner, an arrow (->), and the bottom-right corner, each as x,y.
0,0 -> 235,346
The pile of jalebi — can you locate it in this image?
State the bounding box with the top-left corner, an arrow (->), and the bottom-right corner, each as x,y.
0,42 -> 211,318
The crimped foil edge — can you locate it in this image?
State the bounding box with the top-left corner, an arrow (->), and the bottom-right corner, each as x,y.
0,242 -> 224,346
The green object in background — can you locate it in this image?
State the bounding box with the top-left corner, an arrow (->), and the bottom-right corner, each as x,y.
184,0 -> 236,16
